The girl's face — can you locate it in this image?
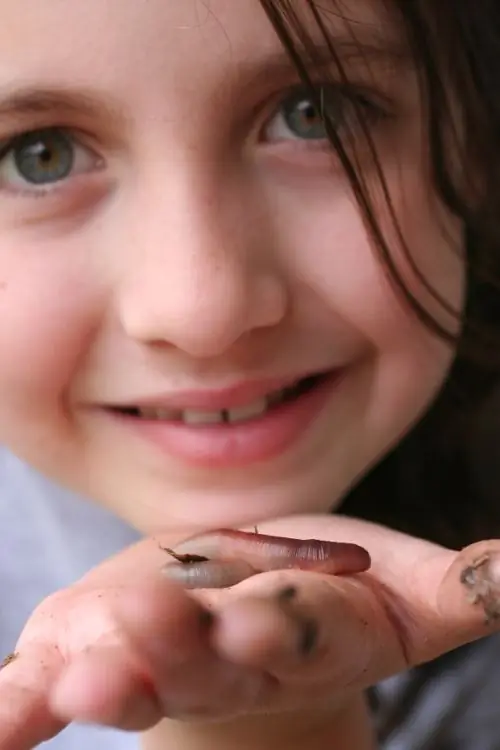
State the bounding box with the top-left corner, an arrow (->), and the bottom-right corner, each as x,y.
0,0 -> 463,535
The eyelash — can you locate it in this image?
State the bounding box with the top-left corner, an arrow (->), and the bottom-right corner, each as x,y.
0,127 -> 102,197
262,83 -> 392,149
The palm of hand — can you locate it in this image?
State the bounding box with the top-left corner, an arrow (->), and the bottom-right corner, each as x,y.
0,515 -> 499,750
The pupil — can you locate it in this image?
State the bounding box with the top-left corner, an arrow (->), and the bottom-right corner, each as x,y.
299,102 -> 318,123
285,94 -> 327,140
40,147 -> 53,163
14,130 -> 74,185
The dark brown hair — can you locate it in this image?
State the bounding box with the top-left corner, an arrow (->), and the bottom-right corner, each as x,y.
259,0 -> 500,549
259,5 -> 500,746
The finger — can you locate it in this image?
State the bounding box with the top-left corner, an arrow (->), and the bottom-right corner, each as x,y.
204,567 -> 430,718
212,571 -> 385,692
50,647 -> 161,731
0,644 -> 65,750
210,541 -> 500,702
435,540 -> 500,635
191,570 -> 389,714
354,537 -> 500,663
164,518 -> 500,679
210,588 -> 319,669
111,578 -> 267,720
232,517 -> 500,660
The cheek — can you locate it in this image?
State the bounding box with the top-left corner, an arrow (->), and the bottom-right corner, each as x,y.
272,182 -> 463,424
0,240 -> 101,419
274,170 -> 464,345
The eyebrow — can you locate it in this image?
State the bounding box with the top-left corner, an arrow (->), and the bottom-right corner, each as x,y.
0,32 -> 408,126
0,86 -> 127,126
264,35 -> 408,70
231,31 -> 411,97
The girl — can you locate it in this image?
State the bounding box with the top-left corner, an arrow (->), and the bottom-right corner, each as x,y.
0,0 -> 500,748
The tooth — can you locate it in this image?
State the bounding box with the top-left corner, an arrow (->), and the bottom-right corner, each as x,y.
182,409 -> 225,425
139,407 -> 163,420
156,409 -> 178,420
138,407 -> 178,420
226,398 -> 267,423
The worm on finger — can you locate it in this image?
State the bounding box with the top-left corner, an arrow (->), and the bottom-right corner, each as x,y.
163,558 -> 257,589
167,528 -> 370,574
161,529 -> 370,589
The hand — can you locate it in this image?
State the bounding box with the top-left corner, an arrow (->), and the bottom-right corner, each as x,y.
0,515 -> 499,750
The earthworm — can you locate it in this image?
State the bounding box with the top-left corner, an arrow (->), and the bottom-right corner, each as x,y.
161,528 -> 371,589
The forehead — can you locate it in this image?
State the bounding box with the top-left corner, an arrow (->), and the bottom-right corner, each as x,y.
0,0 -> 398,89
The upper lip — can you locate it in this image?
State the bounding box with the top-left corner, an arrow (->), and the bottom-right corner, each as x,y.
103,370 -> 334,412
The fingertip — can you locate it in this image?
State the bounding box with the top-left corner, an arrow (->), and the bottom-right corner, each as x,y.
112,579 -> 214,663
211,594 -> 316,670
113,578 -> 198,631
0,645 -> 65,749
439,540 -> 500,631
50,649 -> 160,731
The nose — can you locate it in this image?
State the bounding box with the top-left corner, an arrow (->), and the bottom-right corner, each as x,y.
116,176 -> 288,358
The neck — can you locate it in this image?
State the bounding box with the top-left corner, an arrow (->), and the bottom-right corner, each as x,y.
141,694 -> 376,750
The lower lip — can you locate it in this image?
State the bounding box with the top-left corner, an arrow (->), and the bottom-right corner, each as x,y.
105,372 -> 342,468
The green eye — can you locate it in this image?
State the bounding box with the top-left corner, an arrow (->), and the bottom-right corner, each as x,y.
13,129 -> 74,184
0,127 -> 100,191
280,91 -> 327,141
263,85 -> 385,145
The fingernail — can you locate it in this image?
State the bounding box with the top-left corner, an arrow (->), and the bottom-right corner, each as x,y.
460,551 -> 500,624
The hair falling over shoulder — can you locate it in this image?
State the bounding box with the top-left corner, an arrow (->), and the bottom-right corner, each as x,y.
259,5 -> 500,747
259,0 -> 500,548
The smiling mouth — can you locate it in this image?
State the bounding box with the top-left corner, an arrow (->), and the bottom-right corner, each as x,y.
107,372 -> 331,426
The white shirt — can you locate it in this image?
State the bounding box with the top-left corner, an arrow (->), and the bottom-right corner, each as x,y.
0,448 -> 140,749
